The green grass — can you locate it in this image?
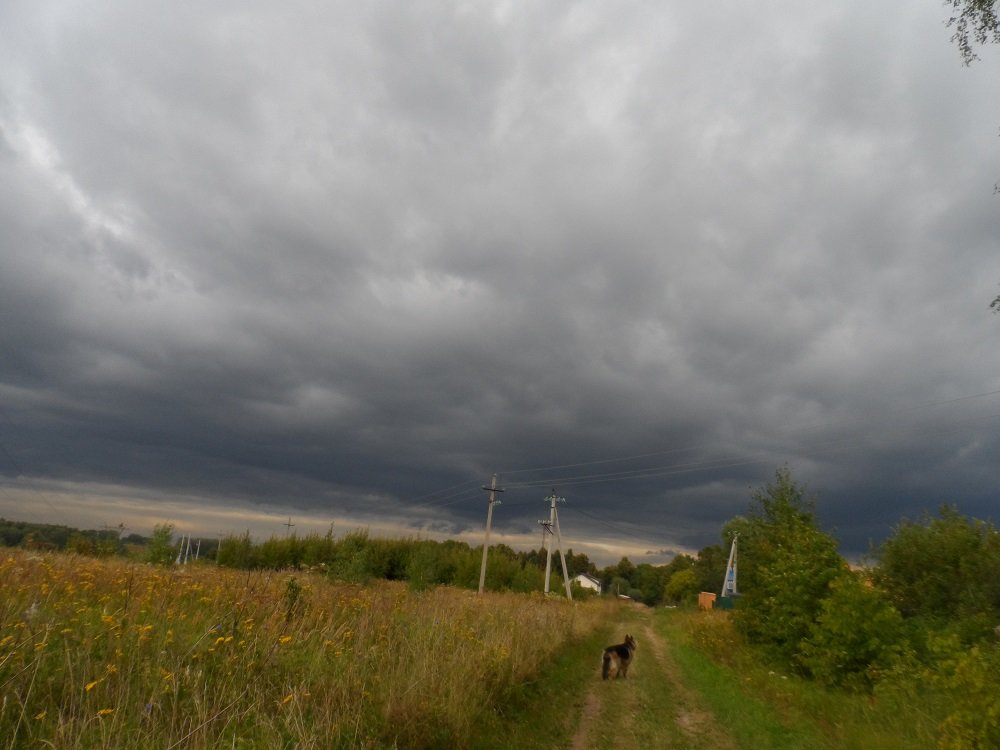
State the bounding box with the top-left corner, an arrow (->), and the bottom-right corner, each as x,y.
469,619 -> 615,749
656,608 -> 942,750
588,636 -> 686,749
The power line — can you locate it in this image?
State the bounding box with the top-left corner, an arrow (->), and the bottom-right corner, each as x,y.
498,445 -> 702,476
494,387 -> 1000,484
408,405 -> 1000,518
407,478 -> 484,506
568,505 -> 670,544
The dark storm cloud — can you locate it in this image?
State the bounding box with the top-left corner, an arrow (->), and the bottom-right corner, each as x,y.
1,0 -> 999,562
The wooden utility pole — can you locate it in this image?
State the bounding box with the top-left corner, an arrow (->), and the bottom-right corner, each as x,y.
478,474 -> 503,595
283,517 -> 295,536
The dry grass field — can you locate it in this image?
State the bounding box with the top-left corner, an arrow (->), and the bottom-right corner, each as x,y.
0,550 -> 611,749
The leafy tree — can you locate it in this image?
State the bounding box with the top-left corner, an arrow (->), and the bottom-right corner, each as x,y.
631,563 -> 668,605
874,506 -> 1000,637
692,544 -> 727,594
564,549 -> 597,578
945,0 -> 1000,290
663,552 -> 695,576
601,556 -> 637,592
731,468 -> 845,664
145,523 -> 177,566
664,568 -> 700,605
217,530 -> 256,567
946,0 -> 1000,65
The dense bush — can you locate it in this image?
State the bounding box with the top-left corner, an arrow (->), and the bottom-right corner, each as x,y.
929,637 -> 1000,750
874,506 -> 1000,630
799,570 -> 904,689
730,469 -> 845,666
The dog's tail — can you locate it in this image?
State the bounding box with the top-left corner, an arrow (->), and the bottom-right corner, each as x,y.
601,650 -> 611,680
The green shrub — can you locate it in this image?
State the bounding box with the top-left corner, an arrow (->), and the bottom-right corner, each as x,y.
145,523 -> 177,565
875,506 -> 1000,624
799,571 -> 904,690
928,636 -> 1000,750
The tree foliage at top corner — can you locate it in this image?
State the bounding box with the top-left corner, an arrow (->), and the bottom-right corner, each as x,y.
946,0 -> 1000,65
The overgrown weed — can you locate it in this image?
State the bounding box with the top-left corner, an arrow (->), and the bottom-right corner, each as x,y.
0,550 -> 611,748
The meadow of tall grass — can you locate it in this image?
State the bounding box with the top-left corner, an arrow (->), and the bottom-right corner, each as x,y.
0,550 -> 610,749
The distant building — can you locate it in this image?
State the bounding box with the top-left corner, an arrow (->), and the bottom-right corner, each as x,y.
573,573 -> 602,594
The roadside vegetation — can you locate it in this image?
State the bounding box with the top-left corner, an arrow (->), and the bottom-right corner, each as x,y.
0,550 -> 613,748
677,469 -> 1000,750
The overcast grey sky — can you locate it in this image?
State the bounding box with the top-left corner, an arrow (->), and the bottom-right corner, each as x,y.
1,1 -> 998,565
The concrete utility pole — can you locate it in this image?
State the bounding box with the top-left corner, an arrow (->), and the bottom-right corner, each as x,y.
478,474 -> 504,595
540,491 -> 573,599
553,502 -> 572,600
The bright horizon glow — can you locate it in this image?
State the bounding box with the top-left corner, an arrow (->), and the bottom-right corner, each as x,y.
0,477 -> 682,567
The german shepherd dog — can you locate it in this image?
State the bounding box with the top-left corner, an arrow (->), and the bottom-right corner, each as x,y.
602,634 -> 637,680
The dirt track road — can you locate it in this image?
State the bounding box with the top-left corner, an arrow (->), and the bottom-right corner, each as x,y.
568,608 -> 738,750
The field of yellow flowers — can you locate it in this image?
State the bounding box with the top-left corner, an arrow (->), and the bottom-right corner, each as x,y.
0,549 -> 610,749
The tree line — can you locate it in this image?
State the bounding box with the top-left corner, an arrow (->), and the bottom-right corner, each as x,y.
167,524 -> 727,602
0,515 -> 725,604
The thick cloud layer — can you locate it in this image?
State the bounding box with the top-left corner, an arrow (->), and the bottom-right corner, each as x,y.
1,1 -> 999,562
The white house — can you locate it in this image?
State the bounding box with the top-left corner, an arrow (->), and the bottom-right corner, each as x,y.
572,573 -> 602,594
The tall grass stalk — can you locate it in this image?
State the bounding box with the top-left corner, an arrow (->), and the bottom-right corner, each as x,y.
0,550 -> 610,748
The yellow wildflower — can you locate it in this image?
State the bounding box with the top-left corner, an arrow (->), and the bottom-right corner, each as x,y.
96,708 -> 114,717
278,635 -> 293,645
34,711 -> 46,720
85,679 -> 101,692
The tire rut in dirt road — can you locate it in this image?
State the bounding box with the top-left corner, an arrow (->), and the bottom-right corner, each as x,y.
569,685 -> 603,750
640,620 -> 738,750
568,610 -> 740,750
